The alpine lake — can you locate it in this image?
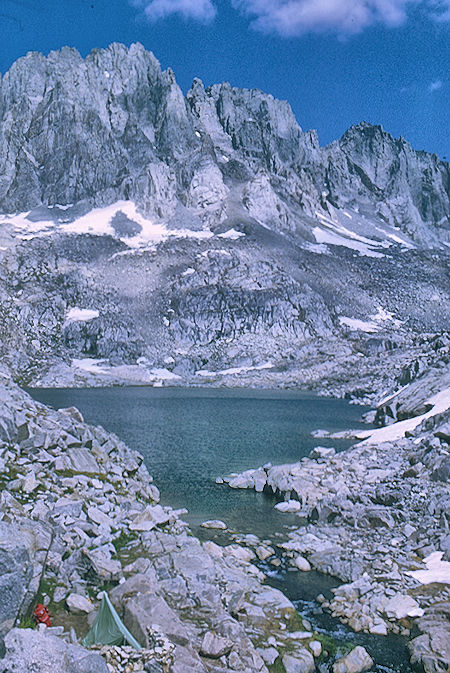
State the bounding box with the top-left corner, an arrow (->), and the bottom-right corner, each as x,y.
29,386 -> 413,673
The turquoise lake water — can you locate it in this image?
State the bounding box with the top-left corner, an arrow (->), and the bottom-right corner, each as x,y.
30,387 -> 369,533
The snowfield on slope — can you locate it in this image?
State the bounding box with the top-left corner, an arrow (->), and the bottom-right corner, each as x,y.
339,307 -> 403,333
356,386 -> 450,445
406,552 -> 450,585
1,201 -> 215,247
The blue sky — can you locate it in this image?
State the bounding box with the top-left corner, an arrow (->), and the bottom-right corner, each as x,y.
1,0 -> 449,159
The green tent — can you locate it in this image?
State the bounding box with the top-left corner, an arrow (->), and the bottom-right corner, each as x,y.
82,592 -> 141,649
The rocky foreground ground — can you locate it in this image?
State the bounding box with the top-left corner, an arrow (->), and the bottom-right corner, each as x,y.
0,368 -> 379,673
0,360 -> 449,673
221,368 -> 450,673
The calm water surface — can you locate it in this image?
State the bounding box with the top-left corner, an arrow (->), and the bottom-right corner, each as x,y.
30,387 -> 369,534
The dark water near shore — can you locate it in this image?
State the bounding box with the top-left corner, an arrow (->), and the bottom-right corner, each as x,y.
267,569 -> 414,673
30,387 -> 412,672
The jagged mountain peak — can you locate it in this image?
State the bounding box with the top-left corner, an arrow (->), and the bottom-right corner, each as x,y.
0,42 -> 448,249
338,120 -> 409,155
0,43 -> 448,389
337,119 -> 449,168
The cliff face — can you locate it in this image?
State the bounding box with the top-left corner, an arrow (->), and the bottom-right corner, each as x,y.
325,122 -> 449,242
0,44 -> 192,217
0,43 -> 448,390
1,43 -> 448,242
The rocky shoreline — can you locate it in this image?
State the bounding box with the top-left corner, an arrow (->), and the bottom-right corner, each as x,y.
220,370 -> 450,673
0,369 -> 388,673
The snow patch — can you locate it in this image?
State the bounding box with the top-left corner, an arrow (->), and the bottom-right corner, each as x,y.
313,210 -> 389,258
4,201 -> 214,247
387,232 -> 413,246
339,317 -> 380,333
196,362 -> 274,377
357,386 -> 450,445
72,358 -> 108,375
377,383 -> 411,408
182,268 -> 195,276
313,227 -> 384,258
340,306 -> 402,333
71,359 -> 181,385
65,308 -> 99,325
371,306 -> 403,326
66,202 -> 162,241
406,552 -> 450,585
148,368 -> 181,381
218,228 -> 245,240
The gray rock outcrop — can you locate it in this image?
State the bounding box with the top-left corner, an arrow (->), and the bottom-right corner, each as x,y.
0,520 -> 52,639
0,628 -> 109,673
1,44 -> 448,244
332,646 -> 373,673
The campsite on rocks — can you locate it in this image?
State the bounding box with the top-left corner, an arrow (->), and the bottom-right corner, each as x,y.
0,13 -> 448,673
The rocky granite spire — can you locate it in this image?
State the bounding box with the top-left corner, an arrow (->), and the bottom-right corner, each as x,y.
0,43 -> 448,245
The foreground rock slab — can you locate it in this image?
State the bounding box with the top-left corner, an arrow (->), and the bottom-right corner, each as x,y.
332,646 -> 373,673
0,628 -> 109,673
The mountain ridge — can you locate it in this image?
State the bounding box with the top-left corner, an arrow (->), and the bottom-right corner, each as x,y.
1,42 -> 448,246
0,43 -> 449,673
0,42 -> 448,392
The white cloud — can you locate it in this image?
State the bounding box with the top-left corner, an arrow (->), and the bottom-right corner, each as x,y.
429,79 -> 443,92
133,0 -> 216,23
132,0 -> 450,34
426,0 -> 450,21
232,0 -> 416,35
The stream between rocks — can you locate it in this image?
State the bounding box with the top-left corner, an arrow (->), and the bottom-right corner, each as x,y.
29,386 -> 415,672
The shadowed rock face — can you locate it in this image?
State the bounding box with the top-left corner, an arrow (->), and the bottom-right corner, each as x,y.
0,520 -> 52,640
0,43 -> 448,390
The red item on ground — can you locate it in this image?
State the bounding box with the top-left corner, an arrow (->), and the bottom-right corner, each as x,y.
33,604 -> 52,627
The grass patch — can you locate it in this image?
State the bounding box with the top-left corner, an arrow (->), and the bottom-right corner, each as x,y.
314,632 -> 355,659
268,657 -> 285,673
55,468 -> 108,480
17,616 -> 36,629
112,529 -> 139,554
86,580 -> 117,600
282,608 -> 306,632
37,575 -> 60,612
